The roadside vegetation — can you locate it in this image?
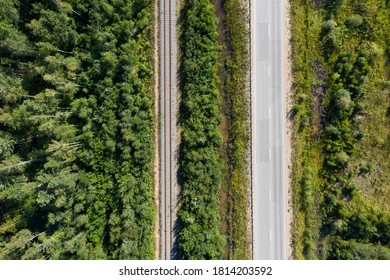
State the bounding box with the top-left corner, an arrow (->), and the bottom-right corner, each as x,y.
177,0 -> 225,259
0,0 -> 156,259
290,0 -> 390,259
223,0 -> 251,259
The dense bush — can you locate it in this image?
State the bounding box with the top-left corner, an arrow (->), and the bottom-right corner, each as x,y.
178,0 -> 225,259
328,238 -> 390,260
325,0 -> 344,14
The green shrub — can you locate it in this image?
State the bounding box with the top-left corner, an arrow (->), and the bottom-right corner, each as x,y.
335,151 -> 350,167
356,131 -> 365,140
359,163 -> 372,174
322,20 -> 337,33
291,104 -> 301,117
346,15 -> 363,28
334,89 -> 353,115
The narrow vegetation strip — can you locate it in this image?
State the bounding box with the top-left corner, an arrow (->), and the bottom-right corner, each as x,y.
177,0 -> 225,259
224,0 -> 251,260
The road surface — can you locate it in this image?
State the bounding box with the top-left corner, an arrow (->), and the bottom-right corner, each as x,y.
252,0 -> 287,260
159,0 -> 177,260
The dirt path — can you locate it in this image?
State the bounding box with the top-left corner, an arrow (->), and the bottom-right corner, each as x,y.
153,0 -> 160,260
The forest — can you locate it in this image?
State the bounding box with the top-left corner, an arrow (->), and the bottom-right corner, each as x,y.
290,0 -> 390,259
0,0 -> 156,259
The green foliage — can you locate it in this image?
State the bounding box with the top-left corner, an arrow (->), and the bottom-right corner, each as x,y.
346,15 -> 363,29
178,0 -> 225,260
224,0 -> 251,260
291,104 -> 301,117
325,0 -> 344,15
322,25 -> 343,56
322,20 -> 337,32
0,0 -> 155,259
328,238 -> 390,260
333,89 -> 353,116
290,0 -> 390,259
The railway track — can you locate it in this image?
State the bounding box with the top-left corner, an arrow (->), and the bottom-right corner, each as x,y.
160,0 -> 176,260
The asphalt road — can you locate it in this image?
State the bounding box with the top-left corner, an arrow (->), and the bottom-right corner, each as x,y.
252,0 -> 287,260
159,0 -> 177,260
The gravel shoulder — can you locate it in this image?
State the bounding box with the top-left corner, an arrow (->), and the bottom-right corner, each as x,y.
153,0 -> 160,260
283,0 -> 293,260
